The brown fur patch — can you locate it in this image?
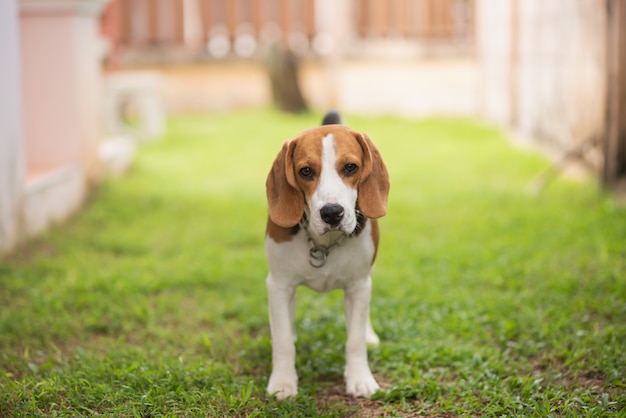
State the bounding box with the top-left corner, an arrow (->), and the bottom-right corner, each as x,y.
370,219 -> 379,262
266,217 -> 299,243
288,125 -> 370,201
291,134 -> 323,201
333,131 -> 366,189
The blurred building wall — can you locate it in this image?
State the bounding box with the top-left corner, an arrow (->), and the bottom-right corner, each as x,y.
0,0 -> 25,255
21,0 -> 107,183
1,0 -> 109,256
477,0 -> 607,152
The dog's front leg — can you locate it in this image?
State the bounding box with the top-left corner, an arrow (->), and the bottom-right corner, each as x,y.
344,278 -> 380,397
266,274 -> 298,399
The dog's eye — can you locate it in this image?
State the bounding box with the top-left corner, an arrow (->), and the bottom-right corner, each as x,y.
343,163 -> 358,176
299,167 -> 314,179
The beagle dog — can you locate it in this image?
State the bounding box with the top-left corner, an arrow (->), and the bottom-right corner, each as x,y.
265,111 -> 390,399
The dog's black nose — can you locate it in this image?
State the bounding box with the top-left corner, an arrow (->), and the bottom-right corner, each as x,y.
320,204 -> 344,226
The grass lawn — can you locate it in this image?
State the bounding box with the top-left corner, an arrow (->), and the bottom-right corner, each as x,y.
1,109 -> 625,417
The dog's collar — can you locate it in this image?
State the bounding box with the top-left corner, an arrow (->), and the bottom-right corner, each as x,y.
299,210 -> 365,268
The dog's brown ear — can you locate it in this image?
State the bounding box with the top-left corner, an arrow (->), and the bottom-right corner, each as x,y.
355,132 -> 390,219
266,140 -> 304,227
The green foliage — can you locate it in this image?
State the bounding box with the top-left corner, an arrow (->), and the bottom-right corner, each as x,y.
1,109 -> 624,416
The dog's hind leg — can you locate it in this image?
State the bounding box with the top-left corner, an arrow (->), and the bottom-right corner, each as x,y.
365,315 -> 380,346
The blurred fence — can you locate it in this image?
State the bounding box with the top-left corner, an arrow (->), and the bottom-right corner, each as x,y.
355,0 -> 473,41
101,0 -> 474,65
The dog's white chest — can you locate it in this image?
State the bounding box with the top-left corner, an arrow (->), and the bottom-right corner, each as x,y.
265,222 -> 375,293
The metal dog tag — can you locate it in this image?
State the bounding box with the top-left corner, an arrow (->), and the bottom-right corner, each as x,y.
309,247 -> 327,268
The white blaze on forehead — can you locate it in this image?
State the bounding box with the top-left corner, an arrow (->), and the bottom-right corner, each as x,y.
313,133 -> 357,204
318,134 -> 341,202
308,133 -> 358,235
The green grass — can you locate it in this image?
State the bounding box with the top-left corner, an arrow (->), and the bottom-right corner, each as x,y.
1,109 -> 625,416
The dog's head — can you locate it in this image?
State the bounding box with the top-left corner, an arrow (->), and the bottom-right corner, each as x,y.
266,125 -> 389,236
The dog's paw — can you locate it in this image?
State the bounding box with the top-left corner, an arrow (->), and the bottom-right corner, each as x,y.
267,370 -> 298,400
345,368 -> 380,398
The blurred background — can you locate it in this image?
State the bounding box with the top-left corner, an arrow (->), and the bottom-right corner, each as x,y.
0,0 -> 625,255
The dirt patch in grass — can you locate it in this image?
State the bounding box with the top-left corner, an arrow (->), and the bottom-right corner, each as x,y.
314,374 -> 438,418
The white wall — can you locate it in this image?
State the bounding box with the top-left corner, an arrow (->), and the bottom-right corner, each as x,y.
477,0 -> 607,150
476,0 -> 515,125
20,0 -> 107,182
0,0 -> 25,255
0,0 -> 108,255
516,0 -> 606,149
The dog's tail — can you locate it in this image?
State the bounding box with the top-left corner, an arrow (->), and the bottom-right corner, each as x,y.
321,109 -> 343,126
